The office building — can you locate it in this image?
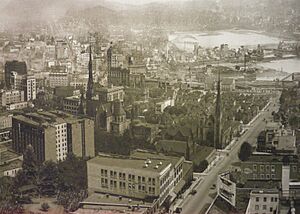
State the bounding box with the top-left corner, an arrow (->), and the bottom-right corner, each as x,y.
97,86 -> 124,103
87,150 -> 193,206
245,190 -> 279,214
12,111 -> 95,163
49,72 -> 69,88
4,60 -> 27,89
0,89 -> 25,106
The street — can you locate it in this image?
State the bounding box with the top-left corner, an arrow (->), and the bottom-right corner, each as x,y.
180,94 -> 280,214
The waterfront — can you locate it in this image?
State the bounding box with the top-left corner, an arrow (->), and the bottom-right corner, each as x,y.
256,58 -> 300,80
169,30 -> 284,50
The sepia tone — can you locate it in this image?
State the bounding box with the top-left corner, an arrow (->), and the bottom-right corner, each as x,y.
0,0 -> 299,213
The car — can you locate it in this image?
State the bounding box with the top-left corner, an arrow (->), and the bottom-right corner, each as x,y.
190,189 -> 197,195
174,207 -> 182,213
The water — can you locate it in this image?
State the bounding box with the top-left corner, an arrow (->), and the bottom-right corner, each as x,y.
169,30 -> 282,50
258,59 -> 300,74
256,58 -> 300,80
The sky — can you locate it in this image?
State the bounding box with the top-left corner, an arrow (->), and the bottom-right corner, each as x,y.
109,0 -> 189,5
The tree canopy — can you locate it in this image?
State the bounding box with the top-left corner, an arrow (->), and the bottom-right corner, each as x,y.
238,142 -> 252,161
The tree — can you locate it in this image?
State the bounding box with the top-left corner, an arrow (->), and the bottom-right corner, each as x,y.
41,203 -> 50,212
22,145 -> 38,185
38,161 -> 59,196
57,154 -> 87,192
238,142 -> 252,161
195,160 -> 209,173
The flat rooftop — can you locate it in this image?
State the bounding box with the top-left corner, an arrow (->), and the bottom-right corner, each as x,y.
89,150 -> 183,175
13,111 -> 90,127
245,153 -> 298,163
276,135 -> 296,151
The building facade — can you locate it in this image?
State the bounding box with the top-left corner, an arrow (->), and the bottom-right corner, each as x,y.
87,150 -> 190,206
0,90 -> 25,106
245,190 -> 279,214
12,111 -> 95,163
4,60 -> 27,89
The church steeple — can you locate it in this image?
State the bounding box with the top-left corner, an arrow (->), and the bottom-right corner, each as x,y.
86,45 -> 93,100
214,70 -> 222,150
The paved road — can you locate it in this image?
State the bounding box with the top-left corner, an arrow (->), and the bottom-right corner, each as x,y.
180,95 -> 280,214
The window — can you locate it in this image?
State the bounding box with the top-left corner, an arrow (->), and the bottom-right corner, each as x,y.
256,197 -> 259,202
255,205 -> 259,210
263,197 -> 267,202
260,165 -> 264,172
266,174 -> 270,179
261,174 -> 265,179
266,165 -> 270,172
274,198 -> 278,202
271,174 -> 275,179
271,165 -> 275,172
270,207 -> 273,212
263,205 -> 267,210
253,165 -> 257,171
271,197 -> 273,202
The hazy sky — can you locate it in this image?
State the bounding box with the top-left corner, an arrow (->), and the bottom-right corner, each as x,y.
109,0 -> 189,5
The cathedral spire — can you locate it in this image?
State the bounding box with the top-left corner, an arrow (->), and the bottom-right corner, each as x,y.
214,70 -> 222,150
86,45 -> 93,100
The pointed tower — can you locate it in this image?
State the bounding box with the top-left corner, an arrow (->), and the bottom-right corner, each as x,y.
214,70 -> 222,150
86,45 -> 96,117
86,45 -> 93,101
107,42 -> 112,84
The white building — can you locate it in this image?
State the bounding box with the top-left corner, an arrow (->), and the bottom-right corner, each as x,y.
55,123 -> 68,161
245,190 -> 279,214
26,76 -> 36,101
87,150 -> 192,206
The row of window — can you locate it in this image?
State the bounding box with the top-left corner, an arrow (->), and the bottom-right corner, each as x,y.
255,196 -> 278,202
253,164 -> 275,172
253,174 -> 276,179
100,178 -> 156,194
101,170 -> 156,184
254,204 -> 275,212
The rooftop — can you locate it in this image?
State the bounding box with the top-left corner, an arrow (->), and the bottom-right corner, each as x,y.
13,111 -> 90,127
89,150 -> 183,175
245,153 -> 298,163
79,192 -> 153,214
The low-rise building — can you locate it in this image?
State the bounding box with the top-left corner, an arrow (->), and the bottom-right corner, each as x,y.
0,89 -> 25,106
63,95 -> 81,115
245,190 -> 279,214
87,150 -> 193,207
240,154 -> 299,181
96,85 -> 124,103
0,146 -> 23,177
0,113 -> 12,141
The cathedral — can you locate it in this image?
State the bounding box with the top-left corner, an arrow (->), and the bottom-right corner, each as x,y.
84,45 -> 130,135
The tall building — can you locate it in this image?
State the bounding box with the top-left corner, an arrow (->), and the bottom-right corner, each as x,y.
12,111 -> 95,163
25,76 -> 36,101
9,73 -> 36,101
214,71 -> 222,149
4,60 -> 27,89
